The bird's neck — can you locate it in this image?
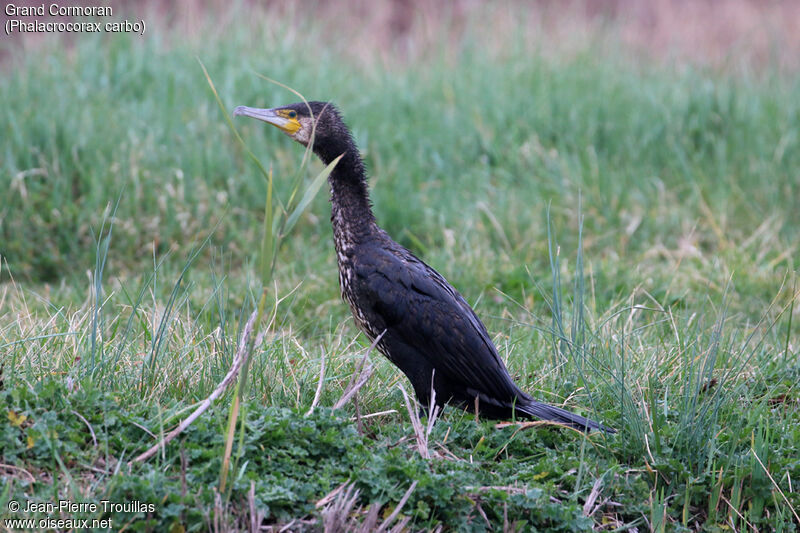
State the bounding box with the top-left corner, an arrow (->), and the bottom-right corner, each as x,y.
315,137 -> 376,246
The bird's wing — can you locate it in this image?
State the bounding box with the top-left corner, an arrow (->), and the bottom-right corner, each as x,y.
352,245 -> 520,399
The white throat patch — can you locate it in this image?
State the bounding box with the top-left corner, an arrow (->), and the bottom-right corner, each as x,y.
294,116 -> 314,145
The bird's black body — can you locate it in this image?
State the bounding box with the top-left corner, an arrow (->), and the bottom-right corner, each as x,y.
235,101 -> 613,433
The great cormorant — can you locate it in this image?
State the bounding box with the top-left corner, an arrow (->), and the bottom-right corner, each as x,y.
234,101 -> 613,433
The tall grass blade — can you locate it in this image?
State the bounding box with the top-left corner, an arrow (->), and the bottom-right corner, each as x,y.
141,231 -> 216,390
283,154 -> 344,236
546,203 -> 566,374
200,65 -> 342,500
87,193 -> 123,377
261,167 -> 274,283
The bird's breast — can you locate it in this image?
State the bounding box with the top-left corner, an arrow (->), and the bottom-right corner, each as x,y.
338,263 -> 382,342
334,247 -> 386,348
333,238 -> 366,326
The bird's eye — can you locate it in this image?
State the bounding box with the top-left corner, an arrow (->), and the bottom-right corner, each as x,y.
288,111 -> 297,118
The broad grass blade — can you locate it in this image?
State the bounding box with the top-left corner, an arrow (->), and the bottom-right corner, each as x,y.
283,154 -> 343,235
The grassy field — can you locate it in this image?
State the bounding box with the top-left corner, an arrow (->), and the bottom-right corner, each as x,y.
2,3 -> 799,531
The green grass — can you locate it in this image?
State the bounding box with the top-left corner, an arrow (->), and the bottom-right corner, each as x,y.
2,5 -> 799,531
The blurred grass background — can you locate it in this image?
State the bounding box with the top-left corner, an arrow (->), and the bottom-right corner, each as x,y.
2,0 -> 798,288
1,1 -> 799,530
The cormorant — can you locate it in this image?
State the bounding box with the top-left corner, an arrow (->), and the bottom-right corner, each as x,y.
234,101 -> 613,433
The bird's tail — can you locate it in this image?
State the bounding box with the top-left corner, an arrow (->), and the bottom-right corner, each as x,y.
518,399 -> 615,433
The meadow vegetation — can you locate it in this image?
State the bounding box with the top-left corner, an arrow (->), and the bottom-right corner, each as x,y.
1,2 -> 799,530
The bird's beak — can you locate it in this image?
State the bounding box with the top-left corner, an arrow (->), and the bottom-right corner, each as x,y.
233,106 -> 301,135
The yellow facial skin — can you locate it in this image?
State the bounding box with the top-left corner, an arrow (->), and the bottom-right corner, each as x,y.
274,109 -> 301,135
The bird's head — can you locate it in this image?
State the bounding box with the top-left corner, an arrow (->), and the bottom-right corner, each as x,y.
233,101 -> 345,151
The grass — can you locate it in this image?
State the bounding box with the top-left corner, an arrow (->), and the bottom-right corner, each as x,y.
1,4 -> 799,531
